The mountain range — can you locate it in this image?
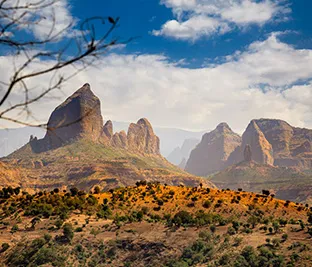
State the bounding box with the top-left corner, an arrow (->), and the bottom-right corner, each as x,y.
184,120 -> 312,203
0,83 -> 211,191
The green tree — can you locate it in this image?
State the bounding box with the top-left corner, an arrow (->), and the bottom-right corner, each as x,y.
63,223 -> 74,242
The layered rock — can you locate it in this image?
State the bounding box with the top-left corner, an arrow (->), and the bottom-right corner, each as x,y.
185,123 -> 241,176
30,83 -> 103,152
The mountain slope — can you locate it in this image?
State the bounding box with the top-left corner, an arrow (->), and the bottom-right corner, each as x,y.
209,160 -> 312,204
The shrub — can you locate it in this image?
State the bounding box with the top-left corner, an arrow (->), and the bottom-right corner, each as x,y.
93,186 -> 101,194
172,211 -> 193,226
203,200 -> 212,209
10,224 -> 18,233
282,233 -> 288,241
227,226 -> 236,235
210,224 -> 216,233
63,223 -> 74,242
1,243 -> 9,252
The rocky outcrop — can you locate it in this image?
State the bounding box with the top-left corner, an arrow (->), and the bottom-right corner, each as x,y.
30,83 -> 103,152
127,118 -> 160,155
228,120 -> 274,166
28,84 -> 161,156
254,119 -> 312,169
185,123 -> 241,176
111,131 -> 128,149
103,120 -> 113,139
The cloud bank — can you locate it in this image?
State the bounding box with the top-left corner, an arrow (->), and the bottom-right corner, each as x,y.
1,33 -> 312,133
153,0 -> 290,40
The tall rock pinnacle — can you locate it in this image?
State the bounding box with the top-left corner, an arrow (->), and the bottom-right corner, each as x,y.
30,83 -> 103,152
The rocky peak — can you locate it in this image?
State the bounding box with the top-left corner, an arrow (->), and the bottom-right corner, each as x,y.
185,123 -> 241,176
30,83 -> 103,152
111,131 -> 128,149
127,118 -> 160,155
103,120 -> 113,139
241,120 -> 274,165
216,122 -> 232,132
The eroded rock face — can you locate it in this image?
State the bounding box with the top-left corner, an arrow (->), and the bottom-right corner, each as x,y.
244,144 -> 252,162
228,120 -> 274,166
185,123 -> 241,176
127,118 -> 160,155
30,83 -> 103,152
255,119 -> 312,169
103,120 -> 113,139
111,131 -> 128,149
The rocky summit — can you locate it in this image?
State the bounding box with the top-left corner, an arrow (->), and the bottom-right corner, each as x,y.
255,119 -> 312,169
227,120 -> 274,166
30,83 -> 104,152
185,123 -> 241,176
2,83 -> 211,191
186,119 -> 312,177
29,84 -> 160,156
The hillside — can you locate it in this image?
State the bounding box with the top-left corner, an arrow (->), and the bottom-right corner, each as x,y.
209,161 -> 312,204
2,139 -> 212,191
0,184 -> 311,267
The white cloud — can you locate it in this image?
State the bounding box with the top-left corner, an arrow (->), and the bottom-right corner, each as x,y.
154,0 -> 290,40
152,15 -> 230,40
1,33 -> 312,133
2,0 -> 74,40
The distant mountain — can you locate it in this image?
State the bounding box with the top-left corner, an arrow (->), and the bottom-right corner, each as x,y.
186,119 -> 312,177
1,83 -> 213,191
185,123 -> 241,176
167,138 -> 200,167
0,127 -> 45,157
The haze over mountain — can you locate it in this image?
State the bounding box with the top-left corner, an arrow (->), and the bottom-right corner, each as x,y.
0,122 -> 205,158
167,138 -> 200,167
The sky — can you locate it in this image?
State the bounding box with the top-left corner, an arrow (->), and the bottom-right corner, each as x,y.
0,0 -> 312,133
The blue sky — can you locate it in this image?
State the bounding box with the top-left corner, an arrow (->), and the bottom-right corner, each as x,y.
1,0 -> 312,132
72,0 -> 312,67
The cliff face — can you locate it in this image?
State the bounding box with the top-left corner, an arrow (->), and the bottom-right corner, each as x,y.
227,120 -> 274,166
28,84 -> 160,156
185,118 -> 312,177
255,119 -> 312,169
30,83 -> 103,152
127,118 -> 160,155
185,123 -> 241,176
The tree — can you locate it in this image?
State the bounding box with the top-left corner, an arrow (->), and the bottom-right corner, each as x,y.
93,186 -> 101,194
0,0 -> 131,128
63,223 -> 74,242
